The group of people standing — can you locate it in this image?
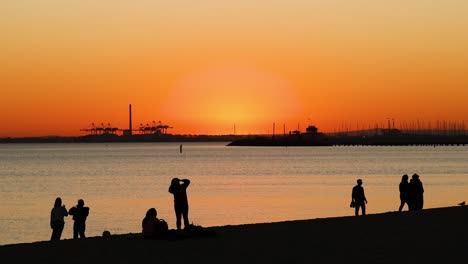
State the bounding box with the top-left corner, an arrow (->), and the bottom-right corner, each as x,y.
50,178 -> 191,241
350,174 -> 425,216
50,174 -> 427,241
399,173 -> 425,211
50,198 -> 89,241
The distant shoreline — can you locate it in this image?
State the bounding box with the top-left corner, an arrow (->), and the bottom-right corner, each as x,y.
1,206 -> 467,263
227,133 -> 468,146
0,134 -> 243,144
2,133 -> 468,146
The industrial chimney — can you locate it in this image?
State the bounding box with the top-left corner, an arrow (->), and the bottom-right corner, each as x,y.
128,104 -> 132,136
124,104 -> 133,136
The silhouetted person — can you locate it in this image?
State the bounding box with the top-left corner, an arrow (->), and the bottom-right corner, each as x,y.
68,199 -> 89,239
50,197 -> 68,241
142,208 -> 168,239
398,174 -> 410,211
352,179 -> 367,216
168,178 -> 190,230
409,174 -> 424,210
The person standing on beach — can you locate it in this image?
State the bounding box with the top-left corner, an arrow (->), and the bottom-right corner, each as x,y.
68,199 -> 89,239
409,174 -> 424,210
50,197 -> 68,241
352,179 -> 368,216
398,174 -> 410,211
168,178 -> 191,231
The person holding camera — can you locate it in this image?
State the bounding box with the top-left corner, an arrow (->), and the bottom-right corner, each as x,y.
168,178 -> 191,231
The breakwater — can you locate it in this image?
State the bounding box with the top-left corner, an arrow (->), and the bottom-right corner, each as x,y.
227,134 -> 468,146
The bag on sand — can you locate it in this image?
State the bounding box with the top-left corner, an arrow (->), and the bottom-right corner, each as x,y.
155,219 -> 169,235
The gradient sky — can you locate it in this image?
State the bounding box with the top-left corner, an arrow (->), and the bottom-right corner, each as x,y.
2,1 -> 468,136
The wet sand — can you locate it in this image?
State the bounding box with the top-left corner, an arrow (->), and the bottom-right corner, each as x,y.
1,206 -> 467,263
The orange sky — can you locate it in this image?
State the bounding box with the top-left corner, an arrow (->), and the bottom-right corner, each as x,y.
1,1 -> 468,137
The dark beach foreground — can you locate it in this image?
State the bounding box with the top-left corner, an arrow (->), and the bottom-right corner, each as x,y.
1,206 -> 467,264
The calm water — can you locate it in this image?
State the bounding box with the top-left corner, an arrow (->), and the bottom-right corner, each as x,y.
0,142 -> 467,245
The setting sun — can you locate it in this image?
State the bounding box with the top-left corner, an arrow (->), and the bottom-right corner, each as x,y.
161,65 -> 303,134
1,1 -> 468,137
1,2 -> 468,259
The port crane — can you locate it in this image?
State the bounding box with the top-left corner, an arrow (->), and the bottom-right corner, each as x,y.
138,121 -> 172,135
80,123 -> 119,135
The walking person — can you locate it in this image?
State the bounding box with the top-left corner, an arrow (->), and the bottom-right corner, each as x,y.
409,174 -> 424,210
68,199 -> 89,239
398,174 -> 410,211
168,178 -> 191,231
50,197 -> 68,241
351,179 -> 368,216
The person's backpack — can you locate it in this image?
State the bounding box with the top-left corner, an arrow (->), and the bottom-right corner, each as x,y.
155,219 -> 168,235
69,207 -> 89,221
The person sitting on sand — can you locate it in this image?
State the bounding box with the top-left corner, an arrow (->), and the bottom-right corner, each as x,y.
142,208 -> 168,239
398,174 -> 410,212
168,178 -> 191,231
351,179 -> 367,216
68,199 -> 89,239
50,197 -> 68,241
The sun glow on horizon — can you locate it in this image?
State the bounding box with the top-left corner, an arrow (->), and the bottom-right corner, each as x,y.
1,1 -> 468,137
160,65 -> 303,134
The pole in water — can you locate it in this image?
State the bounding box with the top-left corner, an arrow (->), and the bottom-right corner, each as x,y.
180,144 -> 183,153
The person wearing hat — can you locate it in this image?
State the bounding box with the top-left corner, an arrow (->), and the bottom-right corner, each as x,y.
351,179 -> 368,216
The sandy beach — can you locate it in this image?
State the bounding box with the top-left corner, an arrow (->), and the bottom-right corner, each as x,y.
1,206 -> 467,264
